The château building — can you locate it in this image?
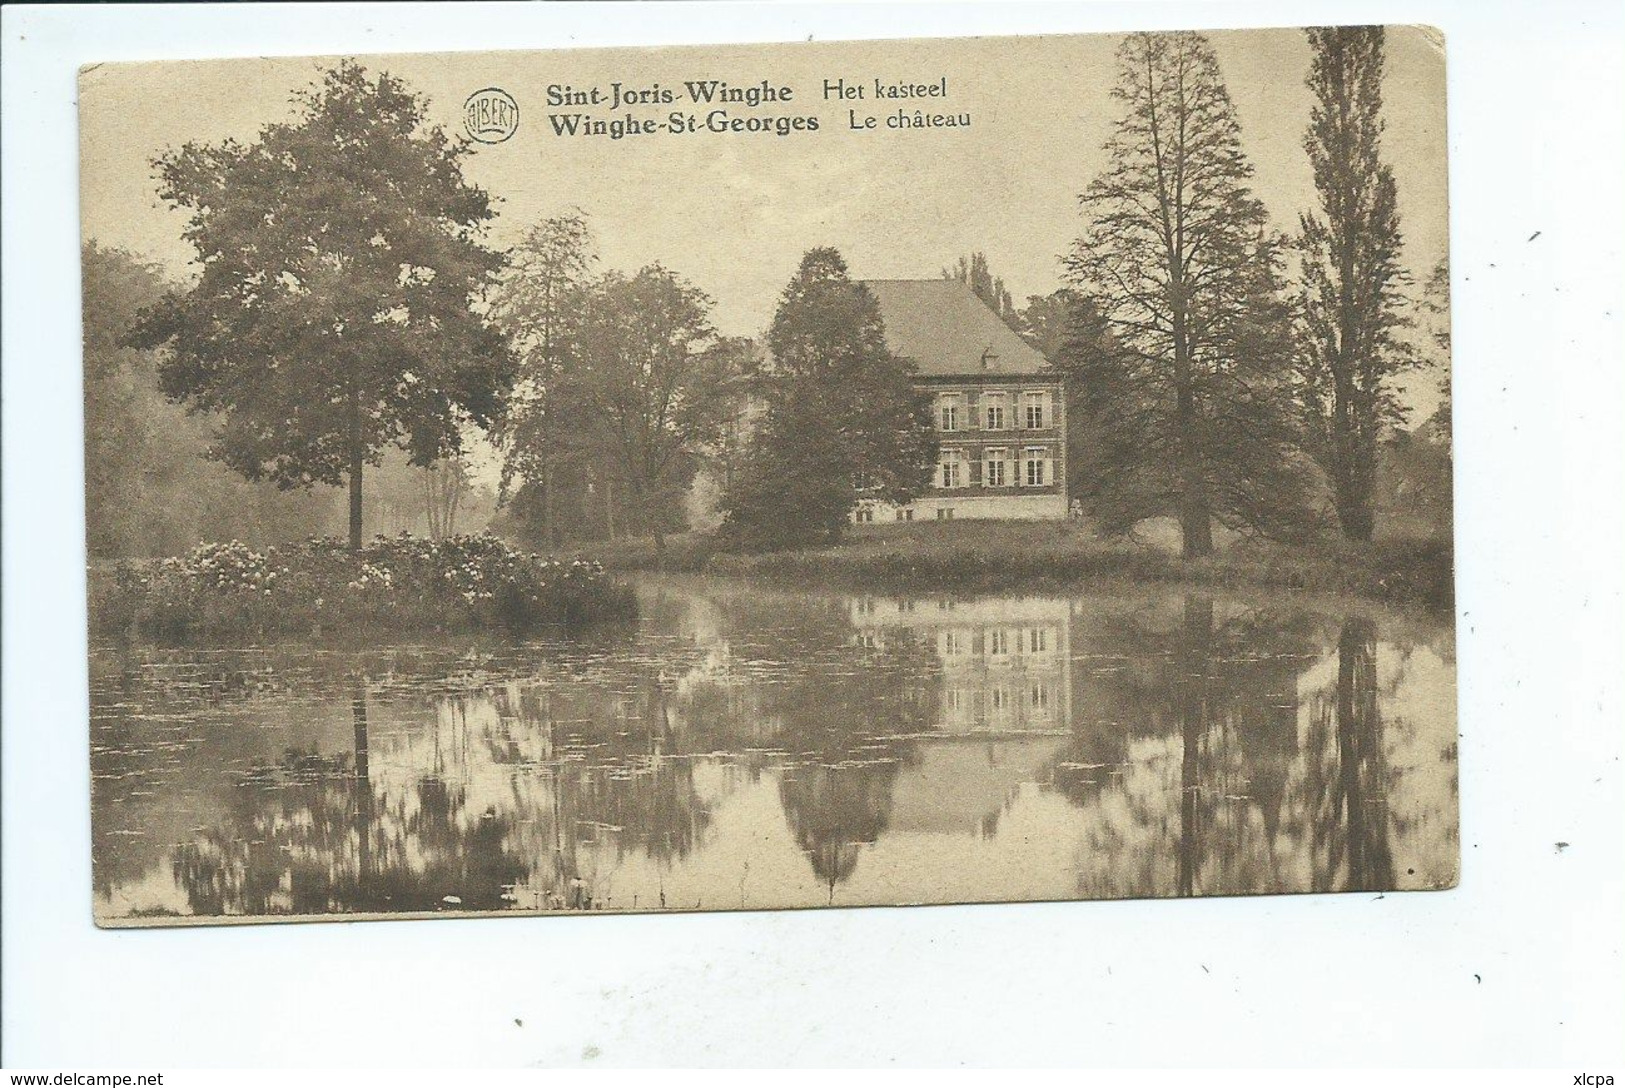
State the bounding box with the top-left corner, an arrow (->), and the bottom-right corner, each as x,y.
855,279 -> 1068,522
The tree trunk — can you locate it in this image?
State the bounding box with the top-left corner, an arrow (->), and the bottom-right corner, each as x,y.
1332,409 -> 1376,542
604,479 -> 617,542
543,459 -> 558,548
633,477 -> 666,569
348,384 -> 364,551
1172,315 -> 1213,559
351,677 -> 372,891
1177,595 -> 1212,897
348,445 -> 364,551
1180,485 -> 1214,558
422,468 -> 439,539
446,476 -> 461,538
1336,478 -> 1375,542
1329,338 -> 1376,543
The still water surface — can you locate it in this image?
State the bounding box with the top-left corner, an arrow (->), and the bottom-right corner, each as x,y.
91,575 -> 1457,923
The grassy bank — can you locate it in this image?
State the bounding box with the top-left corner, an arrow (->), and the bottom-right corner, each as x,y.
573,520 -> 1453,612
553,532 -> 718,574
91,533 -> 638,640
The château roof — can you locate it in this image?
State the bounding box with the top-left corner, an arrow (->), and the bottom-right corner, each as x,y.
860,279 -> 1052,377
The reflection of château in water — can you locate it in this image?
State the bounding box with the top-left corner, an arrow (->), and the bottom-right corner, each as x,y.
89,580 -> 1457,922
849,595 -> 1070,735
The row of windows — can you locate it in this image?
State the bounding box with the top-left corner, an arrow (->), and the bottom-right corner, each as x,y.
851,626 -> 1057,656
940,626 -> 1054,657
937,447 -> 1054,489
855,506 -> 920,524
937,390 -> 1052,432
945,683 -> 1052,713
853,596 -> 1062,618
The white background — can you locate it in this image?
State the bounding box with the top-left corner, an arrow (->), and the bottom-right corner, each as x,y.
3,0 -> 1622,1069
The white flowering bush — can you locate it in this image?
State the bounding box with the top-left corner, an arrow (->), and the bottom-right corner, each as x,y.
156,541 -> 286,593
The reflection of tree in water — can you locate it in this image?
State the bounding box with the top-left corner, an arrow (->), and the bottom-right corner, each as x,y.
607,580 -> 947,895
90,646 -> 341,906
131,627 -> 741,916
766,617 -> 940,895
1052,597 -> 1414,898
1301,618 -> 1394,891
1052,596 -> 1321,898
172,681 -> 528,916
496,675 -> 713,842
779,763 -> 898,897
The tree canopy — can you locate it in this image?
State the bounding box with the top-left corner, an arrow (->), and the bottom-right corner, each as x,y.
84,242 -> 343,556
1294,25 -> 1414,541
488,212 -> 597,545
1065,31 -> 1315,553
722,248 -> 936,549
129,60 -> 513,549
556,264 -> 744,557
942,251 -> 1021,332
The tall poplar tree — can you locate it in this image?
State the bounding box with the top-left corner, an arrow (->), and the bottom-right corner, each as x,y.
942,252 -> 1020,332
1066,31 -> 1312,557
130,61 -> 512,551
1295,25 -> 1413,541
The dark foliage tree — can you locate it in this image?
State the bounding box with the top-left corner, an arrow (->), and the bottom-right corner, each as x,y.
1375,428 -> 1453,540
1016,289 -> 1082,362
1020,288 -> 1114,508
555,265 -> 743,560
1065,31 -> 1316,555
83,242 -> 342,556
721,248 -> 937,550
84,243 -> 189,557
942,251 -> 1021,332
489,212 -> 597,546
1295,25 -> 1414,542
129,61 -> 513,550
1419,257 -> 1451,442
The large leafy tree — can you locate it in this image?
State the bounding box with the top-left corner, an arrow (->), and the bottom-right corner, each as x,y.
1066,31 -> 1314,556
130,61 -> 513,550
1295,26 -> 1414,541
556,265 -> 743,559
722,248 -> 936,550
488,213 -> 596,546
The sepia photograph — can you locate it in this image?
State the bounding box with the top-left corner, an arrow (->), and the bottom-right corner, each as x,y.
75,26 -> 1459,928
6,0 -> 1625,1073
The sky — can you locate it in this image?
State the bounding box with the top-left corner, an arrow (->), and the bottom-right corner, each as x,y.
79,27 -> 1449,415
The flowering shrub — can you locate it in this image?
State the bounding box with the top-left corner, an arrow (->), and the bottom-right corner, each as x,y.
97,532 -> 636,639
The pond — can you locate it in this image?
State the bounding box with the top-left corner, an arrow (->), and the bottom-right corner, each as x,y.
90,575 -> 1458,924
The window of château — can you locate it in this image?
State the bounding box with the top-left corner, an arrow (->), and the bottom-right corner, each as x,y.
984,448 -> 1007,487
983,393 -> 1006,430
1023,447 -> 1050,487
1024,391 -> 1047,429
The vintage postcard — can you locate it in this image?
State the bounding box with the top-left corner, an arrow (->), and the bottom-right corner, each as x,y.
80,27 -> 1455,927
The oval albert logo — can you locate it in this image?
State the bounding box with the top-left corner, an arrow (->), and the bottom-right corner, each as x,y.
463,88 -> 519,144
